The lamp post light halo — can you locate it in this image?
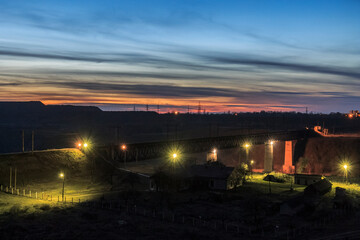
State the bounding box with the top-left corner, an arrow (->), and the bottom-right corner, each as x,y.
121,144 -> 127,150
83,143 -> 88,148
59,172 -> 64,178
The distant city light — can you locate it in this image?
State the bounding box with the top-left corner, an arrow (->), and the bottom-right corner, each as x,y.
121,144 -> 127,150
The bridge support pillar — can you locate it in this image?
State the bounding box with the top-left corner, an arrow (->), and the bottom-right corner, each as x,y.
264,143 -> 273,173
282,141 -> 295,173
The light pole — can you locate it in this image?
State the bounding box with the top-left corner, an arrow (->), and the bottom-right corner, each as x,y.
343,164 -> 349,183
122,144 -> 127,168
59,172 -> 65,202
172,153 -> 177,171
250,160 -> 254,178
244,143 -> 250,165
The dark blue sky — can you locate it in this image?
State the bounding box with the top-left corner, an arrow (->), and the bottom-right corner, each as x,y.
0,0 -> 359,112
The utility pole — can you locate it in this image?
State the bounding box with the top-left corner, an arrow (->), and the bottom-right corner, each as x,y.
14,167 -> 17,190
187,105 -> 190,114
31,130 -> 34,154
157,104 -> 160,113
9,166 -> 12,188
22,130 -> 24,153
146,104 -> 149,111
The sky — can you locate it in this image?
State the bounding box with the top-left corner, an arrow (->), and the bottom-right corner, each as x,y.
0,0 -> 359,113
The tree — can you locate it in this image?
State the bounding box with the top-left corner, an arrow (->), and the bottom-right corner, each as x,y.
228,163 -> 248,188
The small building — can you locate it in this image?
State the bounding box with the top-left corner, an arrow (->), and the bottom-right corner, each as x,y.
304,178 -> 332,197
294,174 -> 322,186
190,164 -> 235,190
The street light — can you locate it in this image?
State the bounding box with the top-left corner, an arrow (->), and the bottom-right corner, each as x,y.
250,160 -> 254,178
213,148 -> 217,161
343,164 -> 349,183
243,143 -> 251,164
122,144 -> 127,168
59,172 -> 65,202
84,143 -> 88,148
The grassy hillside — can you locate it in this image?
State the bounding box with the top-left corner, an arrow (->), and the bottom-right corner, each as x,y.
0,149 -> 112,201
0,149 -> 88,185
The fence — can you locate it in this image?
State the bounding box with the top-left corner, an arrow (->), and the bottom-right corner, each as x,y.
0,184 -> 82,204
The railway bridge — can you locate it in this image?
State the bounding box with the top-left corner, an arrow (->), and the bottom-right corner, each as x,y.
96,129 -> 316,173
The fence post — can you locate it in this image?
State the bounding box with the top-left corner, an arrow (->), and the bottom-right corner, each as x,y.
23,189 -> 25,196
51,195 -> 52,201
72,198 -> 73,204
17,189 -> 19,195
58,196 -> 59,202
29,190 -> 31,197
11,188 -> 14,194
42,192 -> 44,199
65,196 -> 66,203
35,192 -> 37,199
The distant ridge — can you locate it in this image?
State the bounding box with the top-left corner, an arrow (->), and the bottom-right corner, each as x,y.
0,101 -> 101,113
